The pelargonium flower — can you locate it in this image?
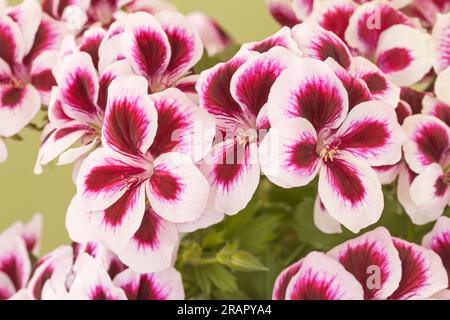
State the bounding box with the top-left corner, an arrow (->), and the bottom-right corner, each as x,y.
196,46 -> 299,215
66,74 -> 214,273
26,242 -> 184,300
273,227 -> 448,300
344,2 -> 432,86
259,57 -> 404,233
402,0 -> 450,27
430,13 -> 450,73
402,113 -> 450,223
122,11 -> 203,95
0,214 -> 42,300
422,216 -> 450,292
0,0 -> 63,139
34,27 -> 133,174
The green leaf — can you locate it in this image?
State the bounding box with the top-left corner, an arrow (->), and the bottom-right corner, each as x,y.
202,230 -> 225,248
207,264 -> 239,293
193,266 -> 212,297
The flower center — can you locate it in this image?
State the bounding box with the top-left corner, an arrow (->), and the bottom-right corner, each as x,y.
319,144 -> 340,162
235,127 -> 258,146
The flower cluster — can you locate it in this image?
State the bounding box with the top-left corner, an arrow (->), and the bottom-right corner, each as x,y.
274,217 -> 450,300
0,0 -> 449,300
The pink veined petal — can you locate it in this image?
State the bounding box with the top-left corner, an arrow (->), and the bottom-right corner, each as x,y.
350,57 -> 400,108
241,27 -> 299,53
34,122 -> 89,170
21,213 -> 43,256
149,88 -> 215,162
422,95 -> 450,126
327,227 -> 402,299
292,0 -> 315,20
156,11 -> 203,83
266,0 -> 301,28
267,58 -> 349,132
402,115 -> 450,174
388,238 -> 448,300
396,163 -> 441,225
0,139 -> 7,163
409,163 -> 450,221
318,153 -> 384,233
196,50 -> 255,131
0,15 -> 25,67
98,33 -> 126,75
186,12 -> 232,57
67,186 -> 147,255
0,271 -> 16,300
285,252 -> 364,300
325,58 -> 372,110
395,99 -> 413,125
97,59 -> 133,112
373,161 -> 402,185
345,2 -> 413,55
68,253 -> 126,300
401,85 -> 425,114
79,27 -> 107,70
422,216 -> 450,288
30,50 -> 58,105
102,75 -> 157,159
430,290 -> 450,300
435,66 -> 450,105
118,208 -> 179,273
309,0 -> 356,42
176,208 -> 225,233
6,0 -> 41,55
230,46 -> 298,121
0,84 -> 41,138
173,74 -> 199,102
431,13 -> 450,73
23,14 -> 64,66
292,22 -> 352,70
201,139 -> 260,215
259,117 -> 320,188
334,101 -> 405,166
76,147 -> 146,211
272,259 -> 304,300
0,57 -> 12,82
27,245 -> 73,300
54,51 -> 100,124
47,87 -> 73,126
376,25 -> 432,87
0,235 -> 31,292
313,195 -> 342,234
113,267 -> 184,300
123,12 -> 171,80
147,152 -> 209,223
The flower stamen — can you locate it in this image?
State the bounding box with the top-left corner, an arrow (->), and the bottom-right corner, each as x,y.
319,145 -> 340,162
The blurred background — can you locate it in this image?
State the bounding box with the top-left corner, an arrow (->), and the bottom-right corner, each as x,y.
0,0 -> 279,253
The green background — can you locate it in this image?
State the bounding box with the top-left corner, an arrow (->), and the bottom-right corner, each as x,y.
0,0 -> 279,253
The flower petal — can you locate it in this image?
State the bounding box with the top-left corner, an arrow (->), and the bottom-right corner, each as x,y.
313,195 -> 342,234
292,22 -> 352,69
201,140 -> 260,215
409,163 -> 450,221
422,95 -> 450,126
68,253 -> 126,300
0,271 -> 16,300
103,75 -> 157,159
113,267 -> 184,300
402,115 -> 450,173
272,259 -> 303,300
285,252 -> 364,300
147,152 -> 209,223
123,12 -> 170,80
388,238 -> 448,300
241,27 -> 299,53
435,66 -> 450,105
30,50 -> 58,104
0,84 -> 40,137
376,25 -> 431,86
267,58 -> 348,132
156,11 -> 203,82
373,161 -> 402,185
345,2 -> 413,55
0,139 -> 7,163
422,216 -> 450,288
259,117 -> 320,188
149,88 -> 215,162
54,51 -> 100,124
0,235 -> 31,291
117,208 -> 179,273
266,0 -> 301,28
334,101 -> 405,166
0,15 -> 24,66
350,57 -> 400,107
327,227 -> 402,299
431,13 -> 450,73
176,208 -> 225,233
318,154 -> 384,233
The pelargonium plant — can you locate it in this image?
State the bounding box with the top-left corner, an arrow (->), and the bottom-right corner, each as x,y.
0,0 -> 449,301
